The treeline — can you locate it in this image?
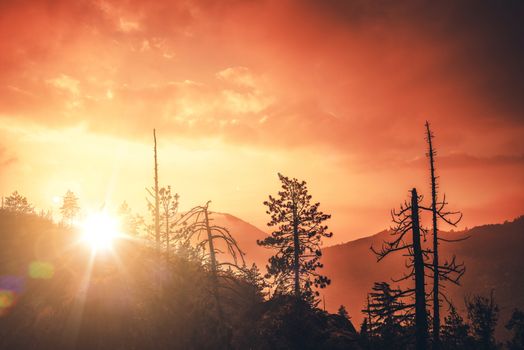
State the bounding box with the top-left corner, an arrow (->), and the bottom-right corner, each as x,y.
0,123 -> 523,349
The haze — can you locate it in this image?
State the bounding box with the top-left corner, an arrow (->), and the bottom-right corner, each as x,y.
1,0 -> 523,242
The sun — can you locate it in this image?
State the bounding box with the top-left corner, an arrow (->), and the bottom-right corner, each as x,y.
81,212 -> 121,252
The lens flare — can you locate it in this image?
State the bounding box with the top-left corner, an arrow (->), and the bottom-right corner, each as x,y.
29,261 -> 55,279
81,212 -> 120,252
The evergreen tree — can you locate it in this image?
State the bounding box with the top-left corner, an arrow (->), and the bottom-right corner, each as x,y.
441,304 -> 473,349
3,191 -> 33,214
364,282 -> 412,349
359,318 -> 373,349
60,190 -> 80,226
466,292 -> 499,350
506,309 -> 524,350
158,186 -> 179,262
257,173 -> 332,304
241,263 -> 268,300
117,201 -> 141,236
338,305 -> 350,320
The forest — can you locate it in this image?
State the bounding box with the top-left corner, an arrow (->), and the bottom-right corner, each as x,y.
0,123 -> 523,350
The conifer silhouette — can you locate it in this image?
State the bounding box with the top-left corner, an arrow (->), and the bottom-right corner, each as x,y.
257,173 -> 332,304
158,186 -> 179,263
362,282 -> 414,349
506,309 -> 524,350
466,292 -> 499,350
3,191 -> 33,214
441,303 -> 473,349
60,189 -> 80,227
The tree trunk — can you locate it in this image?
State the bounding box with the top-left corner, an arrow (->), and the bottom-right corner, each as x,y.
165,210 -> 170,264
292,203 -> 301,299
204,206 -> 230,348
411,188 -> 429,350
426,121 -> 440,349
204,206 -> 223,320
367,294 -> 374,337
153,129 -> 160,254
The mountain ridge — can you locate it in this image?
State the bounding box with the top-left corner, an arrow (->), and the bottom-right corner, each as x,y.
213,211 -> 524,340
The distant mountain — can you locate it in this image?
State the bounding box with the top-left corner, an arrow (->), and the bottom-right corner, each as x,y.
208,212 -> 271,268
178,211 -> 524,339
320,216 -> 524,339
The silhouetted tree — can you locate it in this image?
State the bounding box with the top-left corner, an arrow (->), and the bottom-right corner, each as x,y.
153,129 -> 160,253
360,318 -> 373,349
371,188 -> 429,350
441,303 -> 474,349
258,173 -> 332,304
117,201 -> 141,236
423,121 -> 465,349
466,292 -> 499,350
177,201 -> 245,347
60,190 -> 80,227
364,282 -> 413,349
158,186 -> 179,263
3,191 -> 33,214
241,263 -> 268,300
338,305 -> 350,320
506,309 -> 524,350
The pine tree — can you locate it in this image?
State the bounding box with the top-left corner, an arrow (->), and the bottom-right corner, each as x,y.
257,173 -> 332,304
364,282 -> 413,349
441,304 -> 473,349
506,309 -> 524,350
359,318 -> 372,349
338,305 -> 350,320
60,190 -> 80,227
158,186 -> 179,263
118,201 -> 141,236
371,188 -> 429,350
466,292 -> 499,350
3,191 -> 33,214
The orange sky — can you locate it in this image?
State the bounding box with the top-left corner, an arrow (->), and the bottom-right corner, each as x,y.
1,0 -> 523,243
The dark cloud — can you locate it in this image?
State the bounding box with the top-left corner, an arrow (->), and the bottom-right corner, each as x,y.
301,0 -> 524,122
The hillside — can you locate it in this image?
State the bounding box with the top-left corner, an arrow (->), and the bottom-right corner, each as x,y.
209,212 -> 270,267
0,211 -> 360,349
214,212 -> 524,339
320,216 -> 524,338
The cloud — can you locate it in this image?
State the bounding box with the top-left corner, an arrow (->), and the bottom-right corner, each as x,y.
0,145 -> 17,169
0,0 -> 522,157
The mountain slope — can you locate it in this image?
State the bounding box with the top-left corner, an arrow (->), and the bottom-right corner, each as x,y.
208,212 -> 271,268
320,216 -> 524,338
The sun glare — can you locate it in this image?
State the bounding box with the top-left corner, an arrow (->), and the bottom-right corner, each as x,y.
81,212 -> 120,252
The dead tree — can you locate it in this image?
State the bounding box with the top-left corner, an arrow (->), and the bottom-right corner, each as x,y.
153,129 -> 160,253
423,121 -> 465,349
177,201 -> 246,322
371,188 -> 429,350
